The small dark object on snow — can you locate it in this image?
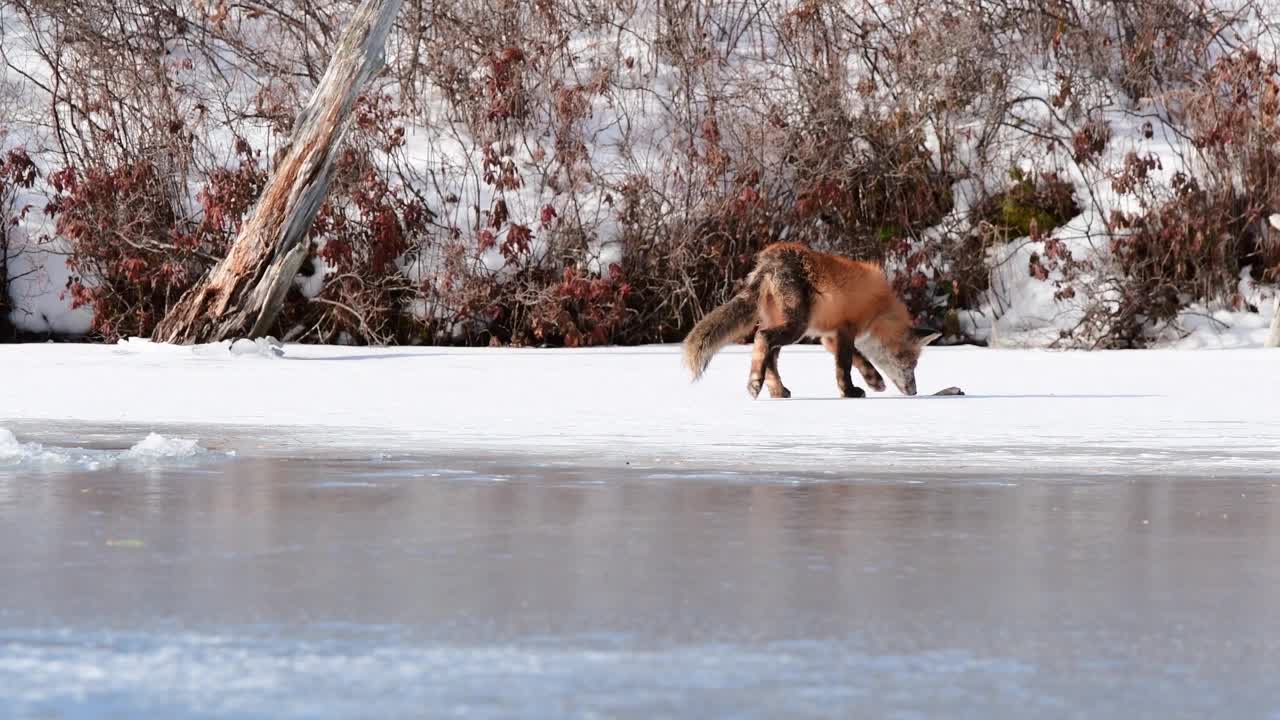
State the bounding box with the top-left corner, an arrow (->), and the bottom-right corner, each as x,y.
933,386 -> 965,396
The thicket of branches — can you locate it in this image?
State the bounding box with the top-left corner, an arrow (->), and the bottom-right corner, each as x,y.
1,0 -> 1278,346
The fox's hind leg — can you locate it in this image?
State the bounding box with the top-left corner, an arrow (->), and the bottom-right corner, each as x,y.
828,332 -> 867,398
747,260 -> 810,399
762,343 -> 793,399
748,321 -> 805,399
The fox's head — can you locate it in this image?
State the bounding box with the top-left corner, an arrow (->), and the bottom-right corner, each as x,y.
859,325 -> 941,396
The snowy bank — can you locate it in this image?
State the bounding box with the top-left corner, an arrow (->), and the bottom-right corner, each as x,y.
6,1 -> 1280,348
1,342 -> 1277,476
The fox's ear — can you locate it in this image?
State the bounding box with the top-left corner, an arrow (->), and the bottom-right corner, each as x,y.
912,326 -> 942,346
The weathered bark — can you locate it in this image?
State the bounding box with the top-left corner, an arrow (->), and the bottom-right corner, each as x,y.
1269,215 -> 1280,349
152,0 -> 403,344
1266,295 -> 1280,349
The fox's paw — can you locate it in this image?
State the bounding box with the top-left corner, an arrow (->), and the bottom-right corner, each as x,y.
866,376 -> 886,392
747,377 -> 763,399
841,386 -> 866,399
768,384 -> 791,399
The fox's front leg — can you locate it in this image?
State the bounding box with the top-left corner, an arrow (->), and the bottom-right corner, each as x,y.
827,335 -> 885,392
849,345 -> 885,392
830,333 -> 866,398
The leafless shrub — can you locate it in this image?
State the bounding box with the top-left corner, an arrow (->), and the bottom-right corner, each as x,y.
2,0 -> 1279,346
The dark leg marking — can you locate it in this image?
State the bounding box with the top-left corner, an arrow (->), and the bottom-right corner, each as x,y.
833,332 -> 866,398
849,345 -> 885,392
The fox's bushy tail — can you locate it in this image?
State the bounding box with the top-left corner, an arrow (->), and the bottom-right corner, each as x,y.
682,288 -> 759,381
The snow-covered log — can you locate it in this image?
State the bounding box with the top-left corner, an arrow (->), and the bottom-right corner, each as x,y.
151,0 -> 403,344
1269,215 -> 1280,348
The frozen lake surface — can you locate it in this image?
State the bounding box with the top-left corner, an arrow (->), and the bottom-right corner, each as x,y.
2,426 -> 1280,719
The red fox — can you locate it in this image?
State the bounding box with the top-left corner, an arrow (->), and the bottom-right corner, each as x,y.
682,242 -> 940,398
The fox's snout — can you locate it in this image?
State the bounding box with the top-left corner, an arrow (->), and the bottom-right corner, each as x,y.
896,374 -> 918,396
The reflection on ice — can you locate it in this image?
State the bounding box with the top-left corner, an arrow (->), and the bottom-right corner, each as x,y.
1,433 -> 1279,719
3,628 -> 1038,719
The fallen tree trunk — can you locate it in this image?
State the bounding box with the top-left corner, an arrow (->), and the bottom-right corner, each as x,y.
152,0 -> 403,344
1267,294 -> 1280,349
1269,215 -> 1280,349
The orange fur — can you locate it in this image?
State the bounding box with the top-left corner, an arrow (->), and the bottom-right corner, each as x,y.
683,242 -> 938,398
752,242 -> 914,354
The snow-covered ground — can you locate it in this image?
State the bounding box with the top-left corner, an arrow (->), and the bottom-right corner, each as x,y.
2,341 -> 1277,476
